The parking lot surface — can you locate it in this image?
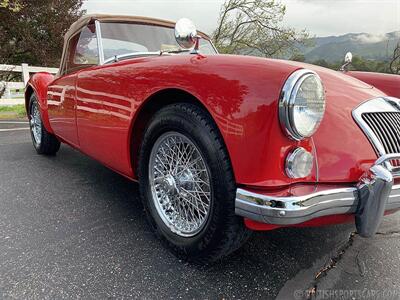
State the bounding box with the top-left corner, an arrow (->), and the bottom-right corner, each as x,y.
0,121 -> 399,299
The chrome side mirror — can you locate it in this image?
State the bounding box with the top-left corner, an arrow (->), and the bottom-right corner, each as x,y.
175,18 -> 200,53
345,52 -> 353,64
340,52 -> 353,72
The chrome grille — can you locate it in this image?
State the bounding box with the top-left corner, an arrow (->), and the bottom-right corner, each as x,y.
362,112 -> 400,167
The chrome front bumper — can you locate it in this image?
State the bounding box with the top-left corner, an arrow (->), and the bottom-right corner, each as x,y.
235,154 -> 400,237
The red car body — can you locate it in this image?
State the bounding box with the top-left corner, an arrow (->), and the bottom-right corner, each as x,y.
347,71 -> 400,98
25,15 -> 400,233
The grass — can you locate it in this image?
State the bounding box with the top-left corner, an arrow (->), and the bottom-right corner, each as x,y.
0,104 -> 27,119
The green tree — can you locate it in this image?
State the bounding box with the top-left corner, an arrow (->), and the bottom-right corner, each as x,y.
212,0 -> 308,57
0,0 -> 22,12
0,0 -> 85,68
390,41 -> 400,74
290,53 -> 305,62
312,59 -> 330,68
310,55 -> 392,74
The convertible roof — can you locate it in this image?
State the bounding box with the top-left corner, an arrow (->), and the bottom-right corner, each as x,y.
64,14 -> 211,42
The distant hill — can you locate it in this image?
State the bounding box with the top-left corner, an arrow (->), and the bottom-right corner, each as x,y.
302,31 -> 400,62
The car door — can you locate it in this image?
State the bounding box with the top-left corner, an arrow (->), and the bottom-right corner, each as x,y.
75,22 -> 147,177
47,24 -> 99,147
75,65 -> 133,176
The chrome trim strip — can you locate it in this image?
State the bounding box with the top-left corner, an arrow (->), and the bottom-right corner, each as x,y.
103,52 -> 162,64
310,137 -> 319,182
235,154 -> 400,226
95,20 -> 105,65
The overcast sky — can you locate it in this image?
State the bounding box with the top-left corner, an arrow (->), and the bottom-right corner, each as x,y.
83,0 -> 399,37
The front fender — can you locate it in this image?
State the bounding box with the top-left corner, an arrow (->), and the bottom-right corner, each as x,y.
76,54 -> 311,187
26,72 -> 55,133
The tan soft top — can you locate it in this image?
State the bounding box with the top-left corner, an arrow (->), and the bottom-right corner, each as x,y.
65,14 -> 210,42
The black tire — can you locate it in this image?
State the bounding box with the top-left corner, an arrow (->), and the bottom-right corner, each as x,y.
138,103 -> 251,264
29,93 -> 60,155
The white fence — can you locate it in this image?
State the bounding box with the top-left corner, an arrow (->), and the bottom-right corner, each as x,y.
0,64 -> 58,100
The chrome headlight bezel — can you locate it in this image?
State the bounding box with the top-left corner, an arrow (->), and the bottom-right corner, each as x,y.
279,69 -> 326,140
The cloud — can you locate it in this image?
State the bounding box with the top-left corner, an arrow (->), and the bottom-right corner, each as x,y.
83,0 -> 224,34
83,0 -> 400,36
353,33 -> 386,44
280,0 -> 400,36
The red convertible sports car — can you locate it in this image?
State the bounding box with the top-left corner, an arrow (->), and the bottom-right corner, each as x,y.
26,14 -> 400,263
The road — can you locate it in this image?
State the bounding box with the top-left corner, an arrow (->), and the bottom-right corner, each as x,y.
0,121 -> 399,299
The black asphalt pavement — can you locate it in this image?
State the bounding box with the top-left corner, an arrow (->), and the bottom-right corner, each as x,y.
0,121 -> 399,299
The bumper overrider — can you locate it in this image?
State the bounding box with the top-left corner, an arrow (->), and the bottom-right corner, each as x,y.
235,154 -> 400,237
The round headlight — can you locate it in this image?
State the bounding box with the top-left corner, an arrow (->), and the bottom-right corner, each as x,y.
279,69 -> 326,140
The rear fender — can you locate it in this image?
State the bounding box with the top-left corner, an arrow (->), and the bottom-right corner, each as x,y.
25,72 -> 55,133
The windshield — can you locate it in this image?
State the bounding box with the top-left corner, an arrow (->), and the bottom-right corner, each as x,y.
99,22 -> 217,62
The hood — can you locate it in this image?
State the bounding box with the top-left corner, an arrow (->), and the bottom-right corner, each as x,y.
347,71 -> 400,98
275,60 -> 374,90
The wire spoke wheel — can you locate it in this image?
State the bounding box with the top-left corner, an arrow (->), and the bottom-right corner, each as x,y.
30,102 -> 42,145
28,94 -> 60,155
149,132 -> 212,237
140,104 -> 250,263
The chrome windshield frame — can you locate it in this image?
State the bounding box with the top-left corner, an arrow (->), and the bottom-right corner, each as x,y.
94,20 -> 218,66
95,20 -> 105,65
